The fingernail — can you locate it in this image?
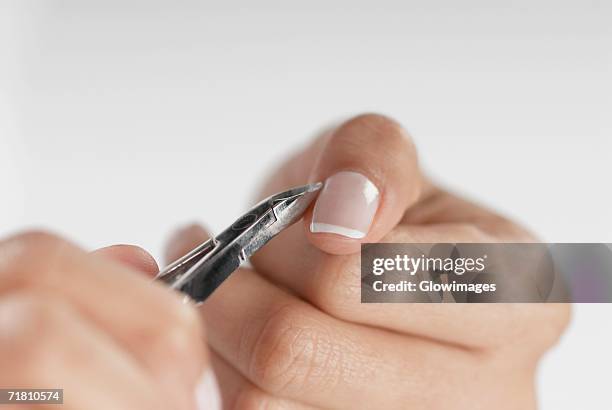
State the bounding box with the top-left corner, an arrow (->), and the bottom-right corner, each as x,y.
310,171 -> 380,239
194,369 -> 222,410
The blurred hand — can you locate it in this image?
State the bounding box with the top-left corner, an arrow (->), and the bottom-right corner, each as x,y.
167,114 -> 570,409
0,233 -> 219,410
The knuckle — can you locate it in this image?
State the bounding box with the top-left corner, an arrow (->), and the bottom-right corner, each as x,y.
483,218 -> 537,242
457,223 -> 491,241
0,292 -> 70,370
481,304 -> 572,351
0,231 -> 71,284
249,304 -> 339,395
7,231 -> 66,256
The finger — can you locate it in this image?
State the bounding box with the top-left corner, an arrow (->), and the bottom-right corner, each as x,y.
255,114 -> 422,255
164,224 -> 211,265
198,266 -> 505,409
94,242 -> 226,408
253,221 -> 568,348
306,114 -> 422,254
163,223 -> 227,410
0,291 -> 171,410
401,185 -> 536,241
0,231 -> 207,407
210,351 -> 316,410
166,224 -> 320,410
92,244 -> 159,276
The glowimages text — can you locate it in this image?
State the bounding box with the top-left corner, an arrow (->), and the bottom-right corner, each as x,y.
370,254 -> 497,295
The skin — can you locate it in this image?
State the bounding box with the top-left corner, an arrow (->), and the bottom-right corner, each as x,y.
0,236 -> 208,410
0,114 -> 570,409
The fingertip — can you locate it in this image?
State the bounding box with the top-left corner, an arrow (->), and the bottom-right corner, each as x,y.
164,223 -> 211,265
93,245 -> 159,276
303,114 -> 421,254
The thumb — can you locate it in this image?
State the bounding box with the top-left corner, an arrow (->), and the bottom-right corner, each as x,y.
305,114 -> 421,254
256,113 -> 422,255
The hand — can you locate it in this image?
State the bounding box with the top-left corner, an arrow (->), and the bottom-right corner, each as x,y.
0,234 -> 219,410
167,114 -> 570,409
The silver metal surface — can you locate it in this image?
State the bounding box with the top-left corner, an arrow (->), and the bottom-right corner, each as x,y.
155,182 -> 322,302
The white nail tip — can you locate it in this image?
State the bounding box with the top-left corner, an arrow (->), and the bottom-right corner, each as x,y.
310,222 -> 366,239
194,369 -> 222,410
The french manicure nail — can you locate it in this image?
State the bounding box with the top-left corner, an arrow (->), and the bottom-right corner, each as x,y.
310,171 -> 380,239
194,368 -> 222,410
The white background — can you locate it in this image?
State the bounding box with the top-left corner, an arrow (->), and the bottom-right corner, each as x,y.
1,1 -> 610,408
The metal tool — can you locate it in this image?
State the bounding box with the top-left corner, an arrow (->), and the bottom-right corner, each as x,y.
155,182 -> 322,303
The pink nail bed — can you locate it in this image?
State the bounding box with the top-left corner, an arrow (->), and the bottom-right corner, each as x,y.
310,171 -> 380,239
